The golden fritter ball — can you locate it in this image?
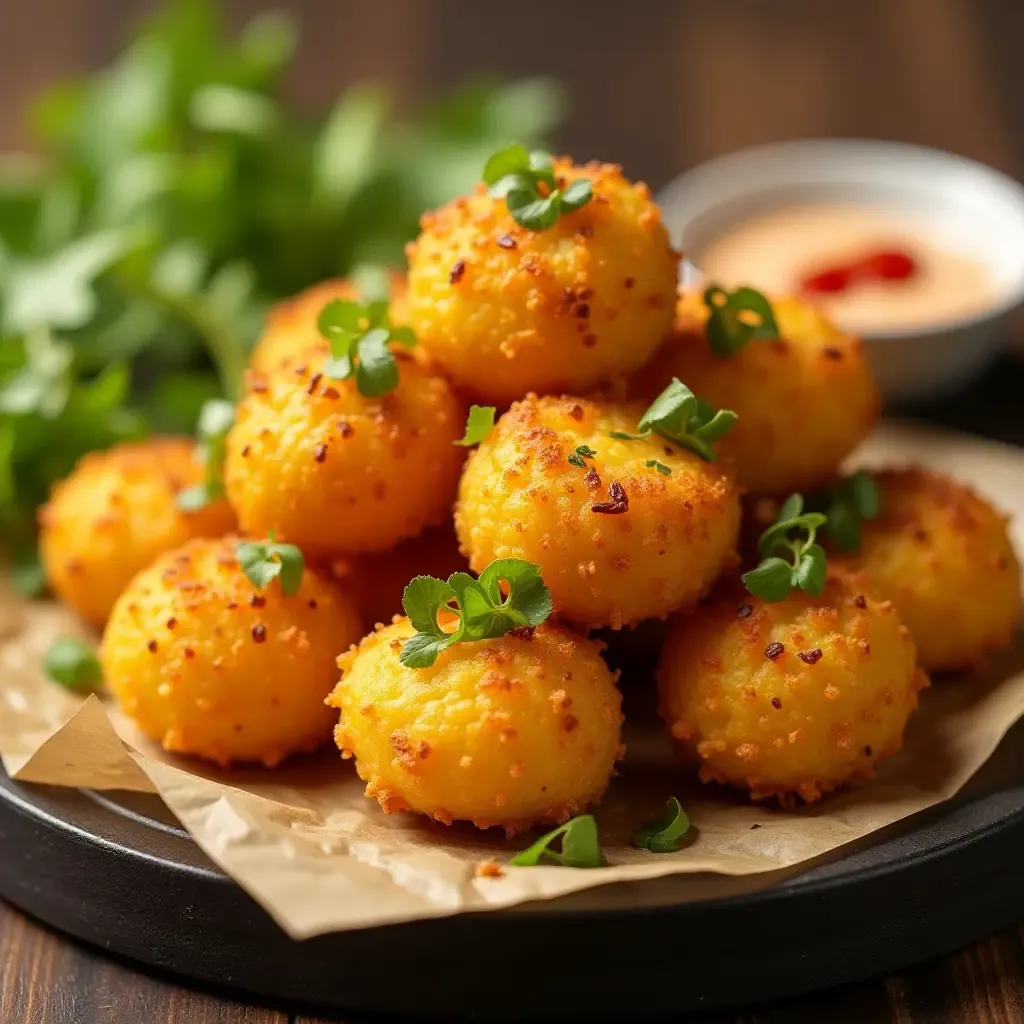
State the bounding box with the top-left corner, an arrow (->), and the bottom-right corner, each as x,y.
832,468 -> 1021,672
455,394 -> 741,629
333,525 -> 469,631
100,536 -> 362,767
224,344 -> 464,556
39,438 -> 236,627
658,577 -> 927,805
328,619 -> 623,835
405,159 -> 679,404
634,291 -> 880,495
251,272 -> 408,375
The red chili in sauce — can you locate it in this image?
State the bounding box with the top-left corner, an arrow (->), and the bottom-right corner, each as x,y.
801,248 -> 918,296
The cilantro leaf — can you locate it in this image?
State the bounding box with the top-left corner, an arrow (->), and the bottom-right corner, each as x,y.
645,459 -> 672,476
568,443 -> 597,469
317,298 -> 413,398
399,558 -> 552,668
236,534 -> 305,597
44,637 -> 103,693
176,398 -> 234,512
455,405 -> 496,447
634,797 -> 691,853
743,495 -> 831,602
510,814 -> 604,868
703,285 -> 779,357
813,471 -> 882,553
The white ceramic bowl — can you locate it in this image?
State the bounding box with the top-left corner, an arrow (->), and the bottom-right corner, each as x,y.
657,139 -> 1024,401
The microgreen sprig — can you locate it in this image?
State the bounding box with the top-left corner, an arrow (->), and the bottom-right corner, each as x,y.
634,797 -> 691,853
510,814 -> 604,868
316,298 -> 415,398
400,558 -> 553,669
703,285 -> 779,357
44,636 -> 103,693
645,459 -> 672,477
813,471 -> 881,553
610,377 -> 738,463
176,399 -> 235,512
236,532 -> 304,597
742,494 -> 828,602
483,143 -> 593,231
568,444 -> 597,469
454,405 -> 496,447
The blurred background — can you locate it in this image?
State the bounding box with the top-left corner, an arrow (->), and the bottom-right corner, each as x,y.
4,0 -> 1024,188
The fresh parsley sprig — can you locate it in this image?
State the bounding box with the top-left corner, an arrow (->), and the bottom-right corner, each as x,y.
316,298 -> 415,398
400,558 -> 553,669
634,797 -> 691,853
44,636 -> 103,693
610,377 -> 738,463
568,444 -> 597,469
483,143 -> 593,231
742,494 -> 828,602
454,405 -> 496,447
703,285 -> 779,357
176,398 -> 235,511
510,814 -> 604,868
236,533 -> 304,597
812,471 -> 881,553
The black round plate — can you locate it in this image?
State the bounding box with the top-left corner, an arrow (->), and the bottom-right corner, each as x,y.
3,721 -> 1024,1021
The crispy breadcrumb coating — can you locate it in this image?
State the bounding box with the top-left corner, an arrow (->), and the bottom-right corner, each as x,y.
328,618 -> 623,835
406,158 -> 678,403
455,394 -> 740,629
658,576 -> 927,805
39,438 -> 236,626
100,536 -> 362,766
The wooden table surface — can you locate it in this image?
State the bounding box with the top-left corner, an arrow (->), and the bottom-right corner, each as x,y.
3,896 -> 1024,1023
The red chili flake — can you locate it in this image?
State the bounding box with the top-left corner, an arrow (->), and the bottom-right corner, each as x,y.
307,599 -> 318,610
822,346 -> 843,360
147,640 -> 158,653
624,277 -> 636,289
737,603 -> 753,619
577,225 -> 594,239
575,304 -> 590,319
321,387 -> 340,400
750,823 -> 762,830
226,602 -> 238,611
764,641 -> 785,660
568,404 -> 584,421
864,745 -> 873,757
313,443 -> 328,463
583,468 -> 601,490
306,372 -> 323,396
798,648 -> 823,665
338,421 -> 354,438
184,647 -> 195,659
250,594 -> 266,608
293,364 -> 308,377
252,625 -> 267,643
509,626 -> 536,641
854,594 -> 867,608
582,333 -> 597,348
496,234 -> 516,250
251,379 -> 268,394
771,697 -> 782,709
166,617 -> 178,630
591,481 -> 628,515
241,444 -> 251,458
449,260 -> 466,284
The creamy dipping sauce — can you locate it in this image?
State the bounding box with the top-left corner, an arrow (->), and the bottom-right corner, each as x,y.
696,203 -> 998,334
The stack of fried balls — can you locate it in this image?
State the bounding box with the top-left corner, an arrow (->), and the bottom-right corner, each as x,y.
39,146 -> 1020,839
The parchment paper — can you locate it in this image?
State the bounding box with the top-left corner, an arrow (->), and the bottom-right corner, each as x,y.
3,422 -> 1024,939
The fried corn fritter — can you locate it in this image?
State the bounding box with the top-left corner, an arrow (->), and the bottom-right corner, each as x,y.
455,395 -> 741,629
39,438 -> 236,626
250,272 -> 408,375
406,159 -> 679,404
100,536 -> 362,766
328,619 -> 623,835
224,344 -> 464,555
832,468 -> 1021,672
635,291 -> 879,495
658,577 -> 927,805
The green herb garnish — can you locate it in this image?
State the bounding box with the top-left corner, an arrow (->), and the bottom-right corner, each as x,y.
400,558 -> 553,669
236,532 -> 304,597
176,398 -> 235,511
483,143 -> 592,231
610,378 -> 737,463
703,285 -> 779,357
634,797 -> 691,853
510,814 -> 605,868
645,459 -> 672,476
742,494 -> 828,602
454,405 -> 497,447
813,471 -> 881,553
316,298 -> 415,398
44,637 -> 103,693
568,444 -> 597,469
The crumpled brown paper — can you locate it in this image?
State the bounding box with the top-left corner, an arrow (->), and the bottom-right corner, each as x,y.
3,422 -> 1024,939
